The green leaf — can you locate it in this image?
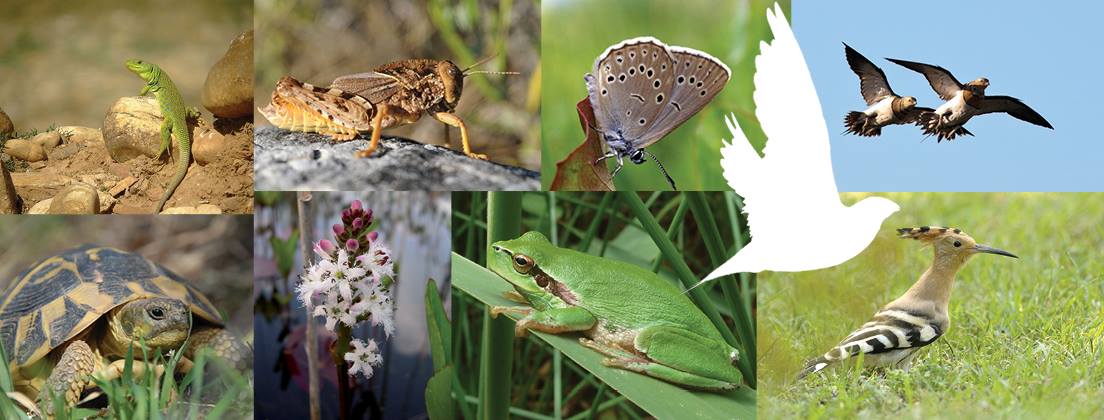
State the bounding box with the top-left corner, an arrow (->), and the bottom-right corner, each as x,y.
425,278 -> 452,370
270,230 -> 300,280
452,253 -> 756,420
425,365 -> 456,420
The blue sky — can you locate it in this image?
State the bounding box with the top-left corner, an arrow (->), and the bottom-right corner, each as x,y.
794,1 -> 1102,192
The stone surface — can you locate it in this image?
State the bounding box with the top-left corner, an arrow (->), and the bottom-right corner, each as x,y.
103,96 -> 169,162
30,131 -> 62,150
57,126 -> 103,144
202,30 -> 253,119
0,106 -> 13,138
192,122 -> 251,165
30,188 -> 115,214
0,164 -> 20,214
3,139 -> 47,162
11,172 -> 74,199
47,183 -> 100,214
254,126 -> 540,190
161,204 -> 222,214
109,176 -> 138,197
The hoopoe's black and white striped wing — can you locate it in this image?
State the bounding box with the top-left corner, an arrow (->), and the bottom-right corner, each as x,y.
798,308 -> 944,378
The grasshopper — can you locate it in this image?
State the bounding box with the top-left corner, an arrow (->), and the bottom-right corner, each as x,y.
259,57 -> 516,160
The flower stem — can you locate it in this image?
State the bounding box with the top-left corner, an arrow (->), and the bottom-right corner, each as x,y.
333,323 -> 353,420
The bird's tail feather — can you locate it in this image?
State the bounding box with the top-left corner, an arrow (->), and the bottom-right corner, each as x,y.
842,112 -> 879,137
796,356 -> 831,380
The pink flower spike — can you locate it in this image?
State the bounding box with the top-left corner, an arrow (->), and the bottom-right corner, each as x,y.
346,239 -> 360,251
364,209 -> 373,222
333,223 -> 345,236
314,239 -> 336,259
368,231 -> 379,242
352,217 -> 364,230
351,200 -> 363,210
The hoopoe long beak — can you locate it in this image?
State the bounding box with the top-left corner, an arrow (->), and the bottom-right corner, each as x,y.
974,244 -> 1018,258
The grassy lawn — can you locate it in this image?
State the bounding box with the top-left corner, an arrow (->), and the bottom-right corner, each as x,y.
759,193 -> 1104,419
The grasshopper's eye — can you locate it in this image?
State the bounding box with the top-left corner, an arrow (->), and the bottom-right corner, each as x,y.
953,241 -> 962,248
512,254 -> 534,274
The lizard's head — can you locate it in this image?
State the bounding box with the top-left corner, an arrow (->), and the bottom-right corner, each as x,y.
125,59 -> 158,80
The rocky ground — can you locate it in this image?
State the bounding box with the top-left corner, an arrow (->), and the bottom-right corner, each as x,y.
254,126 -> 541,191
0,31 -> 254,214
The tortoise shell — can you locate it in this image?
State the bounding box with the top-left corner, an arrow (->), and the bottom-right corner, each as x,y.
0,245 -> 224,369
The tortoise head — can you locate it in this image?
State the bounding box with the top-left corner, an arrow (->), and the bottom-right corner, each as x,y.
110,297 -> 192,352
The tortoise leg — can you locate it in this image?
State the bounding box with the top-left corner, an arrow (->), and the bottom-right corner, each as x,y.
41,340 -> 95,411
185,327 -> 251,370
94,359 -> 166,382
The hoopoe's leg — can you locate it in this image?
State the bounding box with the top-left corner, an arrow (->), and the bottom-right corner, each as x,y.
355,103 -> 389,158
434,112 -> 488,160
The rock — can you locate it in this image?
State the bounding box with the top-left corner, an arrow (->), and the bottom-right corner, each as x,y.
0,106 -> 13,138
3,139 -> 47,162
11,172 -> 74,199
30,131 -> 62,150
57,126 -> 103,144
0,164 -> 20,214
109,176 -> 137,197
192,125 -> 226,165
253,126 -> 541,190
47,183 -> 100,214
161,204 -> 222,214
103,96 -> 176,162
202,30 -> 253,119
47,142 -> 81,161
108,163 -> 131,178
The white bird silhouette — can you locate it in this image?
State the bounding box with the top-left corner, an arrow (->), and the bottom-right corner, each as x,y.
700,4 -> 899,283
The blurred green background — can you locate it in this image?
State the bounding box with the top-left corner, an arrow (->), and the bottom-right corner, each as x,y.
758,193 -> 1104,418
541,0 -> 789,190
0,0 -> 251,131
255,0 -> 540,169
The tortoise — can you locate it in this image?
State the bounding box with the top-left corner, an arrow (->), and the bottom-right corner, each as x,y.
0,245 -> 249,409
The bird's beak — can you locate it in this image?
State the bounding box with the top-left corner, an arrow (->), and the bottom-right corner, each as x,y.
974,244 -> 1017,258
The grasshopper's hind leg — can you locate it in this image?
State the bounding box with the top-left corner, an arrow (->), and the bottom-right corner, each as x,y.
434,112 -> 488,160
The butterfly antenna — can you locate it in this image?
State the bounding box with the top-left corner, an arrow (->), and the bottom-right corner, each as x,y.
644,150 -> 677,190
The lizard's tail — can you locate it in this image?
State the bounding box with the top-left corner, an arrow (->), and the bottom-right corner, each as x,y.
156,135 -> 191,213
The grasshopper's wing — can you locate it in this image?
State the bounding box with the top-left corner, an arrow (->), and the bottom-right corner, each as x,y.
330,72 -> 403,104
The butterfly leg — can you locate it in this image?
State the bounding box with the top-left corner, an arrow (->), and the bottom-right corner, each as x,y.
355,104 -> 389,158
434,112 -> 488,160
609,153 -> 625,178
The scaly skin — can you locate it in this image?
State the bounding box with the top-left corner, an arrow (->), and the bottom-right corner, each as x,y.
125,59 -> 191,213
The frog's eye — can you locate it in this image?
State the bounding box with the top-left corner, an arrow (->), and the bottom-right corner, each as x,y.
512,253 -> 535,274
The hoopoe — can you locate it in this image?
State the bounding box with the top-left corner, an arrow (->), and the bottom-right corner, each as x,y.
797,226 -> 1017,379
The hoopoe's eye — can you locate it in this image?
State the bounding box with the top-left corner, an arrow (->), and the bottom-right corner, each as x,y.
512,254 -> 535,274
953,241 -> 962,247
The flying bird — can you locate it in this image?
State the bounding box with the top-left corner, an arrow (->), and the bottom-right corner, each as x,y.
841,43 -> 939,137
797,227 -> 1017,379
700,4 -> 899,284
886,58 -> 1053,141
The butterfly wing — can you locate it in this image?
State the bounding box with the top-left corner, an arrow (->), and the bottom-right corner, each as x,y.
635,46 -> 731,148
330,71 -> 404,104
586,37 -> 677,149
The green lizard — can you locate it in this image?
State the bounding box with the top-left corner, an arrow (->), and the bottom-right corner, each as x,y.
125,59 -> 196,213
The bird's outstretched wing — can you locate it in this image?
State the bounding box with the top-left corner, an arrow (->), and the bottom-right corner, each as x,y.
722,3 -> 841,231
885,58 -> 963,101
797,308 -> 944,379
978,95 -> 1054,129
844,43 -> 896,105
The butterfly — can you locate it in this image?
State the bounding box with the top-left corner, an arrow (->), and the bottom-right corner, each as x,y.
584,37 -> 731,190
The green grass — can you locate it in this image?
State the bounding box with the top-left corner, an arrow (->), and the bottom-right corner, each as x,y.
0,340 -> 250,419
759,192 -> 1104,419
541,0 -> 789,190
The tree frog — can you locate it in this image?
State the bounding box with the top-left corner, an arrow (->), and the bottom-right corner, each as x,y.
488,231 -> 743,391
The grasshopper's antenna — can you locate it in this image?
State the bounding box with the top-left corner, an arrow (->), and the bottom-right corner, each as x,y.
463,55 -> 521,77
